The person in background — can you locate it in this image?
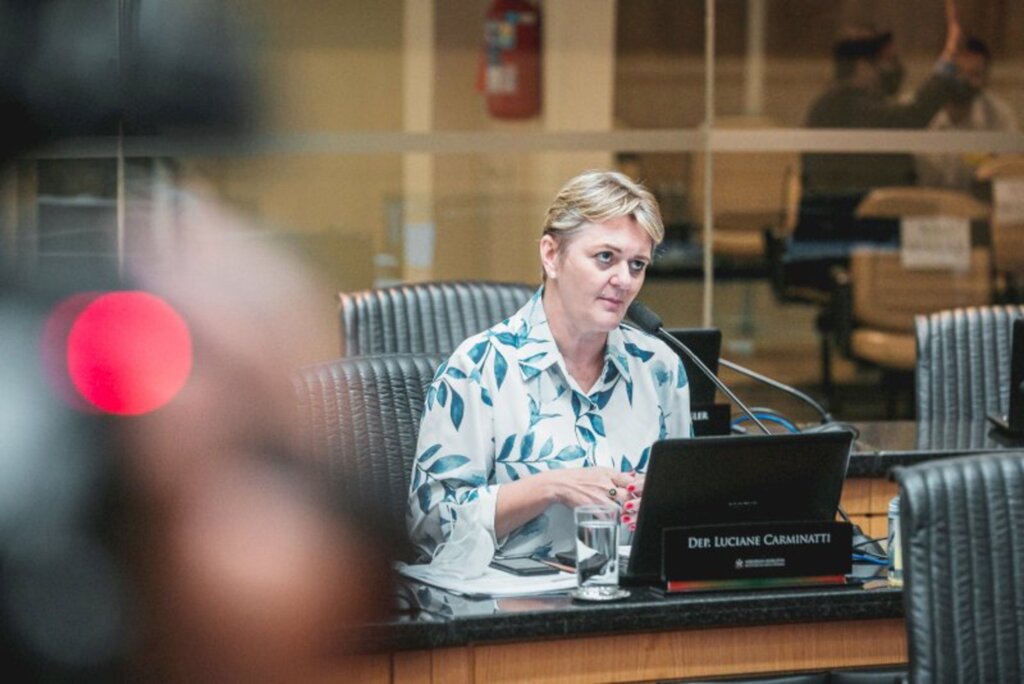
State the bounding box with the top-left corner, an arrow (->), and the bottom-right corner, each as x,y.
915,36 -> 1019,195
407,170 -> 692,566
802,18 -> 968,196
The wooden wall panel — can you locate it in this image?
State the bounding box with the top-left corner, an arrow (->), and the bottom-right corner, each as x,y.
469,619 -> 906,684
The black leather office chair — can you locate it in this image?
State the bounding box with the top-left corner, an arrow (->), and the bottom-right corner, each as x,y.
292,353 -> 444,560
895,451 -> 1024,683
915,305 -> 1024,421
337,281 -> 536,356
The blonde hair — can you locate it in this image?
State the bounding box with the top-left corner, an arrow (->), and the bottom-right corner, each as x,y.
542,169 -> 664,248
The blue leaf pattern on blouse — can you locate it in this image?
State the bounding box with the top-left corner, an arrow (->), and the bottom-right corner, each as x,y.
449,389 -> 464,429
493,349 -> 508,388
407,287 -> 692,562
652,360 -> 671,387
519,432 -> 535,461
555,445 -> 587,461
497,434 -> 515,461
624,342 -> 654,362
468,340 -> 488,364
637,445 -> 651,472
428,454 -> 469,474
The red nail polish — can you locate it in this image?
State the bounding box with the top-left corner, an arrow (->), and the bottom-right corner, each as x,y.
625,501 -> 635,511
626,484 -> 636,493
629,523 -> 637,532
621,514 -> 632,523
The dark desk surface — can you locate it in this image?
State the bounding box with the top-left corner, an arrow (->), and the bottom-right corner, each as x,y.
361,572 -> 899,653
849,419 -> 1024,477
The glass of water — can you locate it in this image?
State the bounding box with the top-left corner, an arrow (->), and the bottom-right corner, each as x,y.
574,504 -> 620,599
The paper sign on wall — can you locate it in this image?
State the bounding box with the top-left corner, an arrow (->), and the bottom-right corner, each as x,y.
404,222 -> 436,270
899,215 -> 970,270
994,178 -> 1024,224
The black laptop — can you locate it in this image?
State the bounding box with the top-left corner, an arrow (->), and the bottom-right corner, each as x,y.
622,431 -> 854,586
987,317 -> 1024,436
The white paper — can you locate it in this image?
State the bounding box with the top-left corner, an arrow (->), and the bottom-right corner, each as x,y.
899,215 -> 970,270
397,562 -> 577,598
403,222 -> 435,269
994,178 -> 1024,224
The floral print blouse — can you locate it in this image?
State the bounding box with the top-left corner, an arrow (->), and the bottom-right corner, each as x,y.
407,288 -> 692,562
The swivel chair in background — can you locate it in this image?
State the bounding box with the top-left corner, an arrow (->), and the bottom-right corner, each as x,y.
337,281 -> 535,356
895,451 -> 1024,683
829,187 -> 993,417
977,154 -> 1024,301
915,304 -> 1024,421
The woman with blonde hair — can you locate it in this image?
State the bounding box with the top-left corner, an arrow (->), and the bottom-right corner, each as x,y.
408,169 -> 692,563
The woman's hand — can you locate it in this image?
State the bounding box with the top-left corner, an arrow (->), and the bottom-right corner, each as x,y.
545,467 -> 637,509
494,467 -> 641,540
619,474 -> 644,532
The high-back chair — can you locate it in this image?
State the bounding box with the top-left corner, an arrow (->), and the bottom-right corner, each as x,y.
691,116 -> 801,263
337,281 -> 535,356
977,155 -> 1024,300
830,188 -> 993,415
915,305 -> 1024,421
895,452 -> 1024,683
292,353 -> 444,560
840,246 -> 992,371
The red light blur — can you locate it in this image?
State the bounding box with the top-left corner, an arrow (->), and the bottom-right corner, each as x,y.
63,291 -> 192,415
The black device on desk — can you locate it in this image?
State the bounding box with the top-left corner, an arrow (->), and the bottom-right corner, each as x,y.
987,317 -> 1024,436
621,431 -> 854,587
490,557 -> 559,576
665,328 -> 729,436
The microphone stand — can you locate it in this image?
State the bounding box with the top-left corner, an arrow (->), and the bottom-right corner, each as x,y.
626,322 -> 772,436
718,358 -> 833,424
622,317 -> 770,436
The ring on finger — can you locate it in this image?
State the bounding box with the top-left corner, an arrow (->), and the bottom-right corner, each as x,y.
607,487 -> 618,500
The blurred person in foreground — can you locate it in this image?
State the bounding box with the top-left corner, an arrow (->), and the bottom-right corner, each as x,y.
407,170 -> 692,569
915,36 -> 1019,195
802,15 -> 970,196
0,1 -> 390,681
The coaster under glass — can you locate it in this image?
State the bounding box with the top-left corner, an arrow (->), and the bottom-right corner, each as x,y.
570,587 -> 631,602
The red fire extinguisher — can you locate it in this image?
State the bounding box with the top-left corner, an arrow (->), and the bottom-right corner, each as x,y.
479,0 -> 541,119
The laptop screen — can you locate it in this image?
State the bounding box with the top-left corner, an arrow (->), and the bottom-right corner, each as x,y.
625,431 -> 854,584
664,328 -> 722,406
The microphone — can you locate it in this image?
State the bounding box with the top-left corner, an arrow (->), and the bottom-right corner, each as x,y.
718,358 -> 834,424
626,300 -> 771,436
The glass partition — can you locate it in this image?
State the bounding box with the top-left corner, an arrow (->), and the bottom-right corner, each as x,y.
4,0 -> 1024,419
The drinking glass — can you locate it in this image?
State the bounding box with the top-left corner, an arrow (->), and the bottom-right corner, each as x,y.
574,503 -> 620,599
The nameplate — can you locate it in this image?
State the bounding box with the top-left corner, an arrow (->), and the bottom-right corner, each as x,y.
690,403 -> 731,436
662,520 -> 852,585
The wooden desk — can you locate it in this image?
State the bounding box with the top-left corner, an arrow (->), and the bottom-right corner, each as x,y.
840,477 -> 897,538
347,582 -> 905,683
350,618 -> 905,683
